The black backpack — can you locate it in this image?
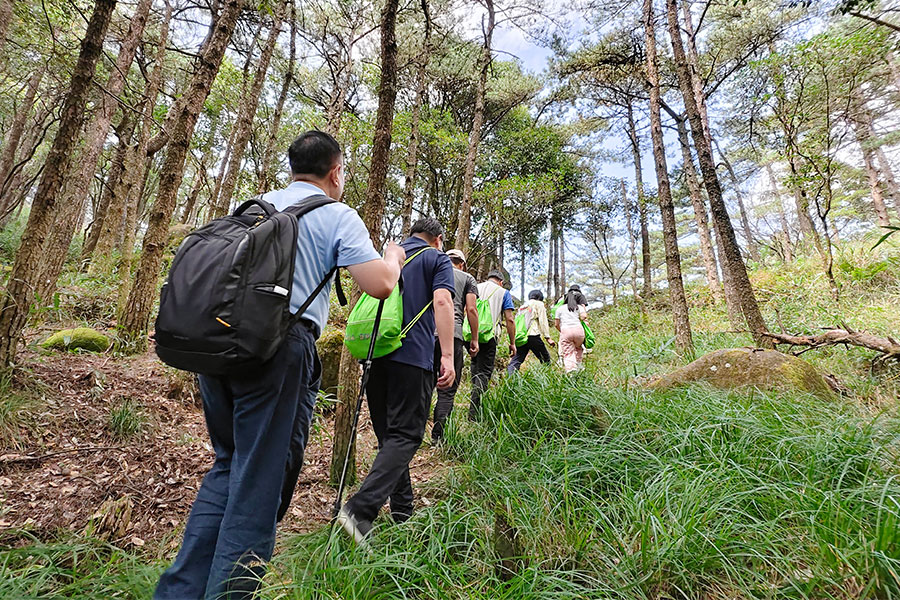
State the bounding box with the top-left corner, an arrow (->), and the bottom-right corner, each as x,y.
154,194 -> 345,376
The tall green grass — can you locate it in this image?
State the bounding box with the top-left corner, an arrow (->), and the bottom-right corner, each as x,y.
262,367 -> 900,598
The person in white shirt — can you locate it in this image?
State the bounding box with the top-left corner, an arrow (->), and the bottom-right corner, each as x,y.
554,285 -> 588,373
508,289 -> 555,373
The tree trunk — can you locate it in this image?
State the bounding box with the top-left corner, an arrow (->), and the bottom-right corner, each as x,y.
665,0 -> 769,347
0,0 -> 12,55
680,0 -> 712,147
645,0 -> 693,356
559,226 -> 567,293
331,0 -> 401,486
82,115 -> 137,263
674,117 -> 722,302
0,66 -> 43,217
400,0 -> 432,238
324,27 -> 358,137
65,0 -> 153,267
853,122 -> 892,226
874,146 -> 900,219
625,108 -> 652,298
765,164 -> 793,262
454,0 -> 494,254
93,1 -> 172,273
257,1 -> 296,194
214,6 -> 284,219
621,179 -> 639,299
714,140 -> 760,261
520,236 -> 525,300
0,0 -> 117,366
119,0 -> 245,349
552,220 -> 560,299
546,225 -> 553,300
181,161 -> 207,224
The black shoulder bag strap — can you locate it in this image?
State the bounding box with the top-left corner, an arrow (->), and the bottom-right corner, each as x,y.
283,195 -> 348,326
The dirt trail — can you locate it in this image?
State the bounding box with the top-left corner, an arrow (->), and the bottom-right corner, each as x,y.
0,345 -> 449,550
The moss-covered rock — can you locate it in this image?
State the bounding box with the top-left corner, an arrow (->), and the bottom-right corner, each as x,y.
42,327 -> 110,353
316,327 -> 344,395
646,348 -> 836,399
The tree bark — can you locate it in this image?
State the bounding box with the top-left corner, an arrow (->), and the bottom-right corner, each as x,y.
546,224 -> 553,300
65,0 -> 153,268
0,0 -> 117,366
559,226 -> 567,293
674,116 -> 722,303
454,0 -> 494,254
331,0 -> 401,486
853,118 -> 892,226
765,164 -> 793,262
257,1 -> 296,194
213,5 -> 284,219
715,142 -> 760,261
0,66 -> 44,217
665,0 -> 770,347
0,0 -> 12,55
645,0 -> 693,356
119,0 -> 245,348
94,1 -> 172,273
520,236 -> 525,300
401,0 -> 432,238
625,107 -> 652,298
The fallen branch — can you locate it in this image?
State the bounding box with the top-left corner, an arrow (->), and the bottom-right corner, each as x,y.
761,326 -> 900,362
0,446 -> 129,467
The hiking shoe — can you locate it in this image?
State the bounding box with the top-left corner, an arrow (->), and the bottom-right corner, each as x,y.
336,506 -> 372,547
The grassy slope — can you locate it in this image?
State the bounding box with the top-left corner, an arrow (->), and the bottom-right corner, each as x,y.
1,241 -> 899,599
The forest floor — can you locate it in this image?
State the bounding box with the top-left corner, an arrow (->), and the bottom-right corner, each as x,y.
1,240 -> 899,598
0,331 -> 450,550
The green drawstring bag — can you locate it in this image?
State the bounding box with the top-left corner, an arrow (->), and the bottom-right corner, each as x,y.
462,287 -> 498,343
343,247 -> 433,360
514,304 -> 533,347
582,321 -> 595,349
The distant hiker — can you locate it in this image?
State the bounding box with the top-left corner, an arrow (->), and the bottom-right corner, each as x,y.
154,131 -> 405,600
508,289 -> 555,374
431,248 -> 479,443
337,217 -> 455,544
555,285 -> 589,373
469,270 -> 516,419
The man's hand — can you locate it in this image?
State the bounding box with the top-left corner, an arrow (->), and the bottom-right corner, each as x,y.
546,337 -> 556,347
508,343 -> 516,357
469,339 -> 479,356
437,354 -> 455,389
384,241 -> 405,269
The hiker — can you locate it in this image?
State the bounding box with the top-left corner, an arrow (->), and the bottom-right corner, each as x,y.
154,131 -> 405,600
555,285 -> 588,373
508,289 -> 554,374
468,270 -> 516,420
337,217 -> 456,542
431,248 -> 479,443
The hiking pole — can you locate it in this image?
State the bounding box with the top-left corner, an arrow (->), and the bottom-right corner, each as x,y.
332,298 -> 385,519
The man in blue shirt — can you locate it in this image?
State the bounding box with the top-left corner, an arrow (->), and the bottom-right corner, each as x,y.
338,218 -> 455,543
469,270 -> 516,420
155,131 -> 405,600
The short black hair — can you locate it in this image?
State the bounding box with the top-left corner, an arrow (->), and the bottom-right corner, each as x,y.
449,256 -> 465,266
487,270 -> 504,282
288,130 -> 342,177
528,289 -> 544,301
410,217 -> 444,239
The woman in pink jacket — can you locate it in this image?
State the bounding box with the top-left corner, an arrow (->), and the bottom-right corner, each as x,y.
554,285 -> 588,373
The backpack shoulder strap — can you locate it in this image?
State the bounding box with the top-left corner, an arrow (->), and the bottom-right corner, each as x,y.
282,194 -> 336,220
233,195 -> 277,216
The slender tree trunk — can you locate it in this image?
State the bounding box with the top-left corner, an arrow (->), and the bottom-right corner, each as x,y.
324,29 -> 357,137
559,227 -> 566,293
257,1 -> 296,194
119,0 -> 245,348
786,148 -> 820,245
331,0 -> 401,487
546,226 -> 553,300
552,220 -> 560,299
674,117 -> 722,302
93,1 -> 172,273
0,66 -> 43,216
520,236 -> 525,300
853,118 -> 892,226
454,0 -> 494,254
765,163 -> 793,262
0,0 -> 12,55
714,140 -> 760,261
214,6 -> 284,219
621,179 -> 639,298
401,0 -> 432,238
680,0 -> 712,148
64,0 -> 152,265
625,109 -> 652,298
665,0 -> 769,346
645,0 -> 692,355
874,147 -> 900,219
0,0 -> 117,366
